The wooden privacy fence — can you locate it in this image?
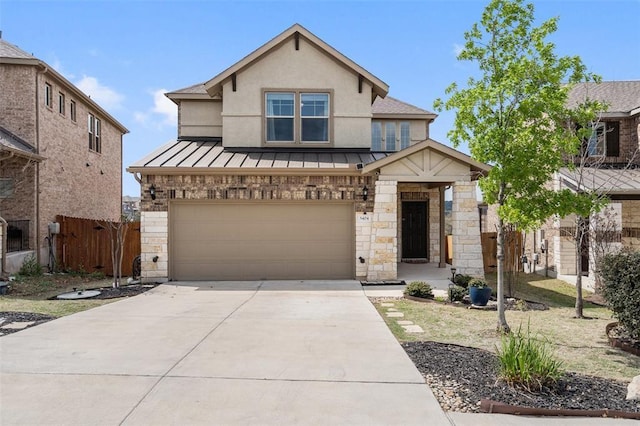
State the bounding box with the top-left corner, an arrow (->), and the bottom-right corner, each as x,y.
481,231 -> 523,273
55,216 -> 141,276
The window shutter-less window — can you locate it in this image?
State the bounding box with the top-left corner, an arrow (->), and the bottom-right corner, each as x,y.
606,122 -> 619,157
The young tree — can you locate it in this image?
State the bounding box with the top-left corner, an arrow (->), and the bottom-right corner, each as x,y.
434,0 -> 598,332
104,215 -> 130,288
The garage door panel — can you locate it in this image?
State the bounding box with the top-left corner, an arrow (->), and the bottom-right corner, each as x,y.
171,203 -> 353,280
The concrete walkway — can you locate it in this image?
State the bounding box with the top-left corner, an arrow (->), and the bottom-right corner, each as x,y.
1,281 -> 448,425
1,281 -> 635,425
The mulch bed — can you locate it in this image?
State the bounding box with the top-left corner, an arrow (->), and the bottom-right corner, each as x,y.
402,341 -> 640,417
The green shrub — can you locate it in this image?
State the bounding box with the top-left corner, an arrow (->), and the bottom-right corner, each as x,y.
468,278 -> 488,288
449,285 -> 467,302
496,323 -> 564,392
454,274 -> 473,288
599,250 -> 640,340
19,254 -> 43,277
404,281 -> 434,299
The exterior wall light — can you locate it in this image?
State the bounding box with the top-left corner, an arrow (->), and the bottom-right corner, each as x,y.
149,184 -> 156,200
362,185 -> 368,201
451,267 -> 457,282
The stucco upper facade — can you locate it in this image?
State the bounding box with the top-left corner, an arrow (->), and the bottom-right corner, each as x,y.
130,24 -> 488,283
0,37 -> 128,270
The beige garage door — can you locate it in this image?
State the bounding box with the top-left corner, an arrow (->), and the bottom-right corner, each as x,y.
170,202 -> 354,280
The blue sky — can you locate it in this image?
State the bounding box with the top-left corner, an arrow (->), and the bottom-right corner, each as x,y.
1,0 -> 638,196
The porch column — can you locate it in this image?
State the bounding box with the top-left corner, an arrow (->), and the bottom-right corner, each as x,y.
451,181 -> 484,277
141,211 -> 169,283
367,180 -> 398,281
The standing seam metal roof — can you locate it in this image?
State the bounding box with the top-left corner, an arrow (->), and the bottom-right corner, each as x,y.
129,140 -> 390,170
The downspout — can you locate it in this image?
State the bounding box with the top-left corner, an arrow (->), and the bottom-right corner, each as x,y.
35,65 -> 46,264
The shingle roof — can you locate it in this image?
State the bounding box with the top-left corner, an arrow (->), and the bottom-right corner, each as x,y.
372,96 -> 435,116
168,82 -> 207,95
128,139 -> 389,171
0,38 -> 35,60
567,81 -> 640,115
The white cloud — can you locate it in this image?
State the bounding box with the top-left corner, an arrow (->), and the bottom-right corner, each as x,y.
134,89 -> 177,128
49,55 -> 75,80
152,89 -> 177,125
453,43 -> 464,58
75,75 -> 125,110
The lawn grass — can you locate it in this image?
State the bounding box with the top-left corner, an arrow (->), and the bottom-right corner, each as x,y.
374,274 -> 640,382
0,273 -> 117,318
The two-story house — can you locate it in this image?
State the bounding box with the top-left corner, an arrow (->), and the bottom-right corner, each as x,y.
0,36 -> 128,273
520,81 -> 640,290
128,24 -> 489,283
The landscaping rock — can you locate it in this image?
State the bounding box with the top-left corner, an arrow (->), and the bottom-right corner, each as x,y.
627,375 -> 640,401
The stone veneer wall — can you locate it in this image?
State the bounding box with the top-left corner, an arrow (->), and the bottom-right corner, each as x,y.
139,174 -> 375,281
451,181 -> 483,277
622,200 -> 640,249
140,175 -> 373,212
140,211 -> 168,283
367,180 -> 398,280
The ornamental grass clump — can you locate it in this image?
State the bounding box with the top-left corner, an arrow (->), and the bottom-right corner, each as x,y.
404,281 -> 434,299
496,323 -> 564,392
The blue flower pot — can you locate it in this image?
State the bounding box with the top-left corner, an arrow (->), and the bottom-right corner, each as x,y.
469,286 -> 492,306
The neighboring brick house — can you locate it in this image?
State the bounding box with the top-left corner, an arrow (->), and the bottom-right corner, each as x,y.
514,81 -> 640,289
0,37 -> 128,273
128,24 -> 489,283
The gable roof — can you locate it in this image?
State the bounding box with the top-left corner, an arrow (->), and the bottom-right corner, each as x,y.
200,24 -> 388,101
0,38 -> 129,134
567,81 -> 640,117
361,139 -> 490,179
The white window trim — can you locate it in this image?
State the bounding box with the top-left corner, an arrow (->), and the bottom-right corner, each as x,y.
372,120 -> 411,152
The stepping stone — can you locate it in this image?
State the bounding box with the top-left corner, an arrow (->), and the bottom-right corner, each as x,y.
1,321 -> 35,330
386,312 -> 404,318
401,324 -> 424,333
380,303 -> 395,307
397,320 -> 414,325
386,307 -> 398,312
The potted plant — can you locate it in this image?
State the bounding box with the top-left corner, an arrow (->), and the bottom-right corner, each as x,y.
468,278 -> 492,306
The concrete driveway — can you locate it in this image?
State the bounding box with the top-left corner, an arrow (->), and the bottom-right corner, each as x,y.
0,280 -> 449,425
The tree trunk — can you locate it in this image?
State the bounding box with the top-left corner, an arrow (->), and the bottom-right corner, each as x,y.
575,220 -> 584,318
496,214 -> 511,333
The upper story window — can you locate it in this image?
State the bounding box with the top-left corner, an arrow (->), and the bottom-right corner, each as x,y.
44,83 -> 52,108
585,121 -> 619,157
88,114 -> 101,153
266,93 -> 294,141
265,91 -> 330,144
301,93 -> 329,142
372,121 -> 411,151
58,92 -> 65,115
70,100 -> 77,122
